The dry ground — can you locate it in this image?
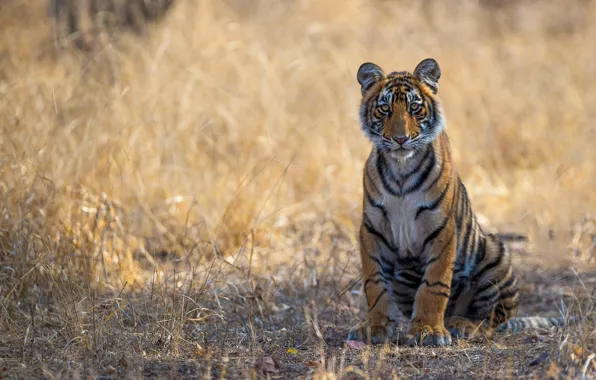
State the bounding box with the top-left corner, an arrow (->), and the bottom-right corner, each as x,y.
1,0 -> 596,378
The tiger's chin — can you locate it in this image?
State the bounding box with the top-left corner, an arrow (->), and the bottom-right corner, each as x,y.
388,148 -> 416,161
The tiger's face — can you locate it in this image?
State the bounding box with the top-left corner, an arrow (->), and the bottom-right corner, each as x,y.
357,58 -> 445,159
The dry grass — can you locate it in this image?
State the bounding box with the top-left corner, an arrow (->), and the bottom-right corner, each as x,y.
1,0 -> 596,378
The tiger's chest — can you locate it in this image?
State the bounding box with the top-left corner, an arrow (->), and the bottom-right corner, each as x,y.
379,192 -> 444,259
383,195 -> 422,252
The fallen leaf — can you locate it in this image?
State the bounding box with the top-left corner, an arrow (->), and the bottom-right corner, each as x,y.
194,343 -> 208,356
118,355 -> 129,369
546,361 -> 561,378
571,344 -> 583,358
286,347 -> 297,355
344,340 -> 366,350
255,356 -> 280,374
529,352 -> 549,366
305,361 -> 319,367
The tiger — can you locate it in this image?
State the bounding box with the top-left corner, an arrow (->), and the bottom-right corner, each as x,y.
50,0 -> 175,50
353,58 -> 567,346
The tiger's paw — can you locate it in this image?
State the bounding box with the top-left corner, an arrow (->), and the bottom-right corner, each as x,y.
347,324 -> 393,345
407,322 -> 452,347
446,317 -> 483,339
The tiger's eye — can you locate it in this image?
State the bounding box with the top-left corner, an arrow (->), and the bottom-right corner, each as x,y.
379,104 -> 390,113
410,103 -> 420,112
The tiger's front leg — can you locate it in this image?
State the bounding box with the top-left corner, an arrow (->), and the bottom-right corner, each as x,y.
358,222 -> 398,344
408,228 -> 456,346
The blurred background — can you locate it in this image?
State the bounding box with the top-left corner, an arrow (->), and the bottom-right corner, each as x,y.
1,0 -> 595,290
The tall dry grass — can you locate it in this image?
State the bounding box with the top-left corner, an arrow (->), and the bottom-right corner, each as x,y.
3,0 -> 595,285
1,1 -> 596,375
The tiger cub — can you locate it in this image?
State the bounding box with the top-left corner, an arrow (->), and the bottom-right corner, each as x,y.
355,58 -> 520,346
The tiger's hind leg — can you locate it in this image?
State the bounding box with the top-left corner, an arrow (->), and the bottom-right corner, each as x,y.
450,234 -> 519,338
445,316 -> 488,339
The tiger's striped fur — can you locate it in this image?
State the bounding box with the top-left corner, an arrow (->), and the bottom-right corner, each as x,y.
354,58 -> 564,346
50,0 -> 175,50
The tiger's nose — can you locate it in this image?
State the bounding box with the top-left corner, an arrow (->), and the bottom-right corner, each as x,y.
393,136 -> 409,144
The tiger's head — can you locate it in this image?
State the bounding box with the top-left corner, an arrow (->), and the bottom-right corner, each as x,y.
357,58 -> 445,159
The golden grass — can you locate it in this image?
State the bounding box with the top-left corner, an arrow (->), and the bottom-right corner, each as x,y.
1,0 -> 596,378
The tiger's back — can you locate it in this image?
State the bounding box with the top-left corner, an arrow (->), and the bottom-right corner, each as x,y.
356,59 -> 520,346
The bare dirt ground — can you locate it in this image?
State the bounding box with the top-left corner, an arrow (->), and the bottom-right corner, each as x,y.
1,0 -> 596,379
1,243 -> 595,379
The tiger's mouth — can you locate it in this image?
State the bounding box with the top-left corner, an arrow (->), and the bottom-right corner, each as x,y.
380,142 -> 414,153
387,145 -> 416,160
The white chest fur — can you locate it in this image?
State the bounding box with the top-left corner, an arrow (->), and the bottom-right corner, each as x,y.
365,147 -> 446,258
383,193 -> 425,254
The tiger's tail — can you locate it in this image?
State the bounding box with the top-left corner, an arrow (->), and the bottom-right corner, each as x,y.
496,316 -> 576,333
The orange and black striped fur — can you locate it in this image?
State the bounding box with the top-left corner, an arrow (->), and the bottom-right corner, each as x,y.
355,58 -> 526,346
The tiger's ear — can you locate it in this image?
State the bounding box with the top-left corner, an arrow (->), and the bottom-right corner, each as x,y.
357,62 -> 384,95
414,58 -> 441,93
